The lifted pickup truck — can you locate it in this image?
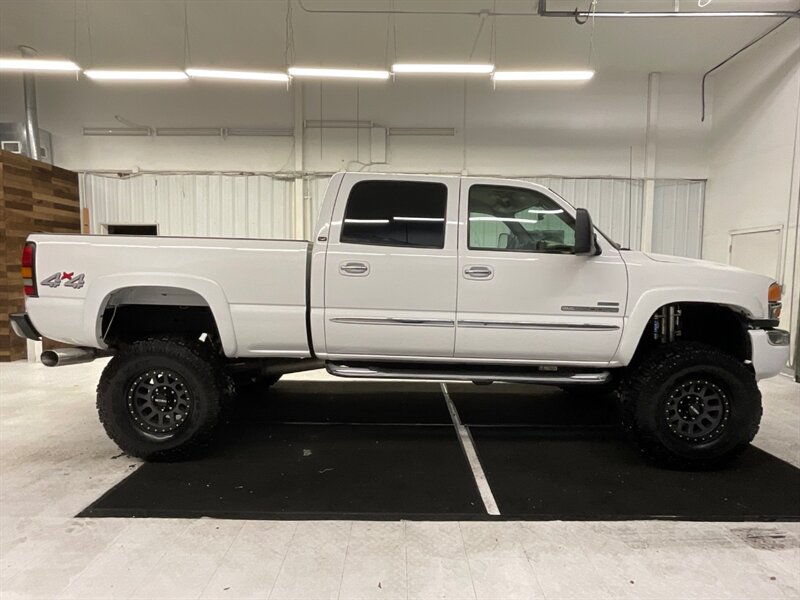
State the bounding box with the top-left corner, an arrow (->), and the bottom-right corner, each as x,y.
12,172 -> 790,468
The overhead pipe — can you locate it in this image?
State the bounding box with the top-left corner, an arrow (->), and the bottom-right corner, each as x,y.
700,16 -> 794,120
19,45 -> 42,161
537,0 -> 799,21
297,0 -> 798,19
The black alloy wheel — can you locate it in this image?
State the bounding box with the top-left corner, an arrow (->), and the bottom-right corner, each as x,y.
664,378 -> 730,443
97,336 -> 230,460
127,369 -> 193,438
620,342 -> 762,469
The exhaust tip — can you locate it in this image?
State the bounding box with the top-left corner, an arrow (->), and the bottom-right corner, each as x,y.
39,347 -> 108,367
40,350 -> 58,367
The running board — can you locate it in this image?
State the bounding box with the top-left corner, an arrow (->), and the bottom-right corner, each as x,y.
326,362 -> 611,385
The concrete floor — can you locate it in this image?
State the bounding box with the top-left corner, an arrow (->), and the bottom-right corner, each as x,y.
0,358 -> 798,600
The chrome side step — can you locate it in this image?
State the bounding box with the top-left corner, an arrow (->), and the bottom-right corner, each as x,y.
326,362 -> 611,385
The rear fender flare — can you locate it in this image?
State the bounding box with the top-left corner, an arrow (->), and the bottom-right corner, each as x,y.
83,273 -> 237,356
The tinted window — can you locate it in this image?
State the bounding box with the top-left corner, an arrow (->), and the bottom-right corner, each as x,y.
340,180 -> 447,248
468,185 -> 575,253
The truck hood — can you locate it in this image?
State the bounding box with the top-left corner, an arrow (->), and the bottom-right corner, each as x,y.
643,252 -> 733,269
620,250 -> 775,320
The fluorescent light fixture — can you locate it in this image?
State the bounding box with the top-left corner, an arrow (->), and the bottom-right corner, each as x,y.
85,70 -> 188,81
156,127 -> 222,136
388,127 -> 456,136
288,67 -> 390,80
344,219 -> 390,224
392,63 -> 494,75
186,68 -> 289,82
83,127 -> 151,136
305,119 -> 373,129
527,208 -> 564,214
225,127 -> 294,137
0,58 -> 80,72
493,70 -> 594,82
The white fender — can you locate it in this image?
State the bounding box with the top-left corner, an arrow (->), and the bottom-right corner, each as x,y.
83,273 -> 237,356
615,287 -> 762,365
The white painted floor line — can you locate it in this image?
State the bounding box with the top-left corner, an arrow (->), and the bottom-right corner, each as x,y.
440,382 -> 501,516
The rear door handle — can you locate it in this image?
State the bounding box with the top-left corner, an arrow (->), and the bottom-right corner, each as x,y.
339,261 -> 370,276
463,265 -> 494,280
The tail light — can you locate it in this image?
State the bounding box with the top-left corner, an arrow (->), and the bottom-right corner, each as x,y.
21,242 -> 37,297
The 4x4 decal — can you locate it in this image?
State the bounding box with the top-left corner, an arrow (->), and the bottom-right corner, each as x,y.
41,272 -> 86,289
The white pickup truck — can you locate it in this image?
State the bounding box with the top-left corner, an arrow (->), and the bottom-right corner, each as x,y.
12,172 -> 790,468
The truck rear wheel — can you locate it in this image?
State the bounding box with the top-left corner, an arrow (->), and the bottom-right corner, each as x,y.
97,336 -> 230,461
620,342 -> 761,470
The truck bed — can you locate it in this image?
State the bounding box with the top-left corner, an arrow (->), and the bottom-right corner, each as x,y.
26,234 -> 312,358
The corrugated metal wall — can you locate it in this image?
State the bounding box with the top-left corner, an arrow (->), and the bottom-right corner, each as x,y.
81,173 -> 704,257
303,176 -> 332,240
652,180 -> 705,258
80,174 -> 296,239
524,177 -> 645,251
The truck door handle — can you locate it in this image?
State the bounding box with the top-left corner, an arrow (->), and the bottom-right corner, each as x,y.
463,265 -> 494,280
339,261 -> 370,276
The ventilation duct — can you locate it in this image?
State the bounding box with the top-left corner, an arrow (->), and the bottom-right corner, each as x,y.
19,46 -> 42,161
0,46 -> 53,162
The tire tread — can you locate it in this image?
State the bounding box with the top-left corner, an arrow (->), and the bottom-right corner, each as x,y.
620,342 -> 762,469
97,335 -> 231,460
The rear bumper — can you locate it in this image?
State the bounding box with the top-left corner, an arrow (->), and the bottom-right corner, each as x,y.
749,329 -> 790,380
9,313 -> 41,341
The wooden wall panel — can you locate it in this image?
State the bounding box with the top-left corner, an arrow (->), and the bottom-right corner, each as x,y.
0,151 -> 80,361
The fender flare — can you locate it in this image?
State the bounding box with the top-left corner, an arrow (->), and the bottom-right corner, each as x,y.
614,288 -> 761,365
83,273 -> 237,356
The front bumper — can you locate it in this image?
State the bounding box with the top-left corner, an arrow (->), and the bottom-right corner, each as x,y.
749,328 -> 790,380
9,313 -> 41,341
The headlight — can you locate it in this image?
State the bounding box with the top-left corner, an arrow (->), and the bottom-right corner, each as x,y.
768,282 -> 782,320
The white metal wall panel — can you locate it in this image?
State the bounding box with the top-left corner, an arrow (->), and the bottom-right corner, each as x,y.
525,177 -> 644,251
652,180 -> 705,258
303,176 -> 333,239
80,174 -> 297,239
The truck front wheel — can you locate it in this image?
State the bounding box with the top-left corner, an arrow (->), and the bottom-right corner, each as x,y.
97,336 -> 230,461
620,342 -> 762,469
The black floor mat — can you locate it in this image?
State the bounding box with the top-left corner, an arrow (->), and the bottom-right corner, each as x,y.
80,382 -> 483,520
83,425 -> 484,520
80,381 -> 800,521
472,427 -> 800,521
253,380 -> 451,424
446,382 -> 618,427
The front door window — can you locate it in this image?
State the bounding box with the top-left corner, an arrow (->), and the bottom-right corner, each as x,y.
468,184 -> 576,253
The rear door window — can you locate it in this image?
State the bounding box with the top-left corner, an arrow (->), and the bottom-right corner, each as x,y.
340,180 -> 448,249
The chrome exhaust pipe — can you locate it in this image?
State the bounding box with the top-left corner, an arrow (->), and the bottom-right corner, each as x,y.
41,347 -> 111,367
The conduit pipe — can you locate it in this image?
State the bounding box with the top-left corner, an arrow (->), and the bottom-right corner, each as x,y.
297,0 -> 799,19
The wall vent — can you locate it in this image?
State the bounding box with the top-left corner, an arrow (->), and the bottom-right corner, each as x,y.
0,122 -> 53,163
1,140 -> 21,153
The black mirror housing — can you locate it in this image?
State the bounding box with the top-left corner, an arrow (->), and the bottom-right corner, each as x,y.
574,208 -> 598,255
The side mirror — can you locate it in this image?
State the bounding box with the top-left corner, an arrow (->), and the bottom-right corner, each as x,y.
574,208 -> 598,256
